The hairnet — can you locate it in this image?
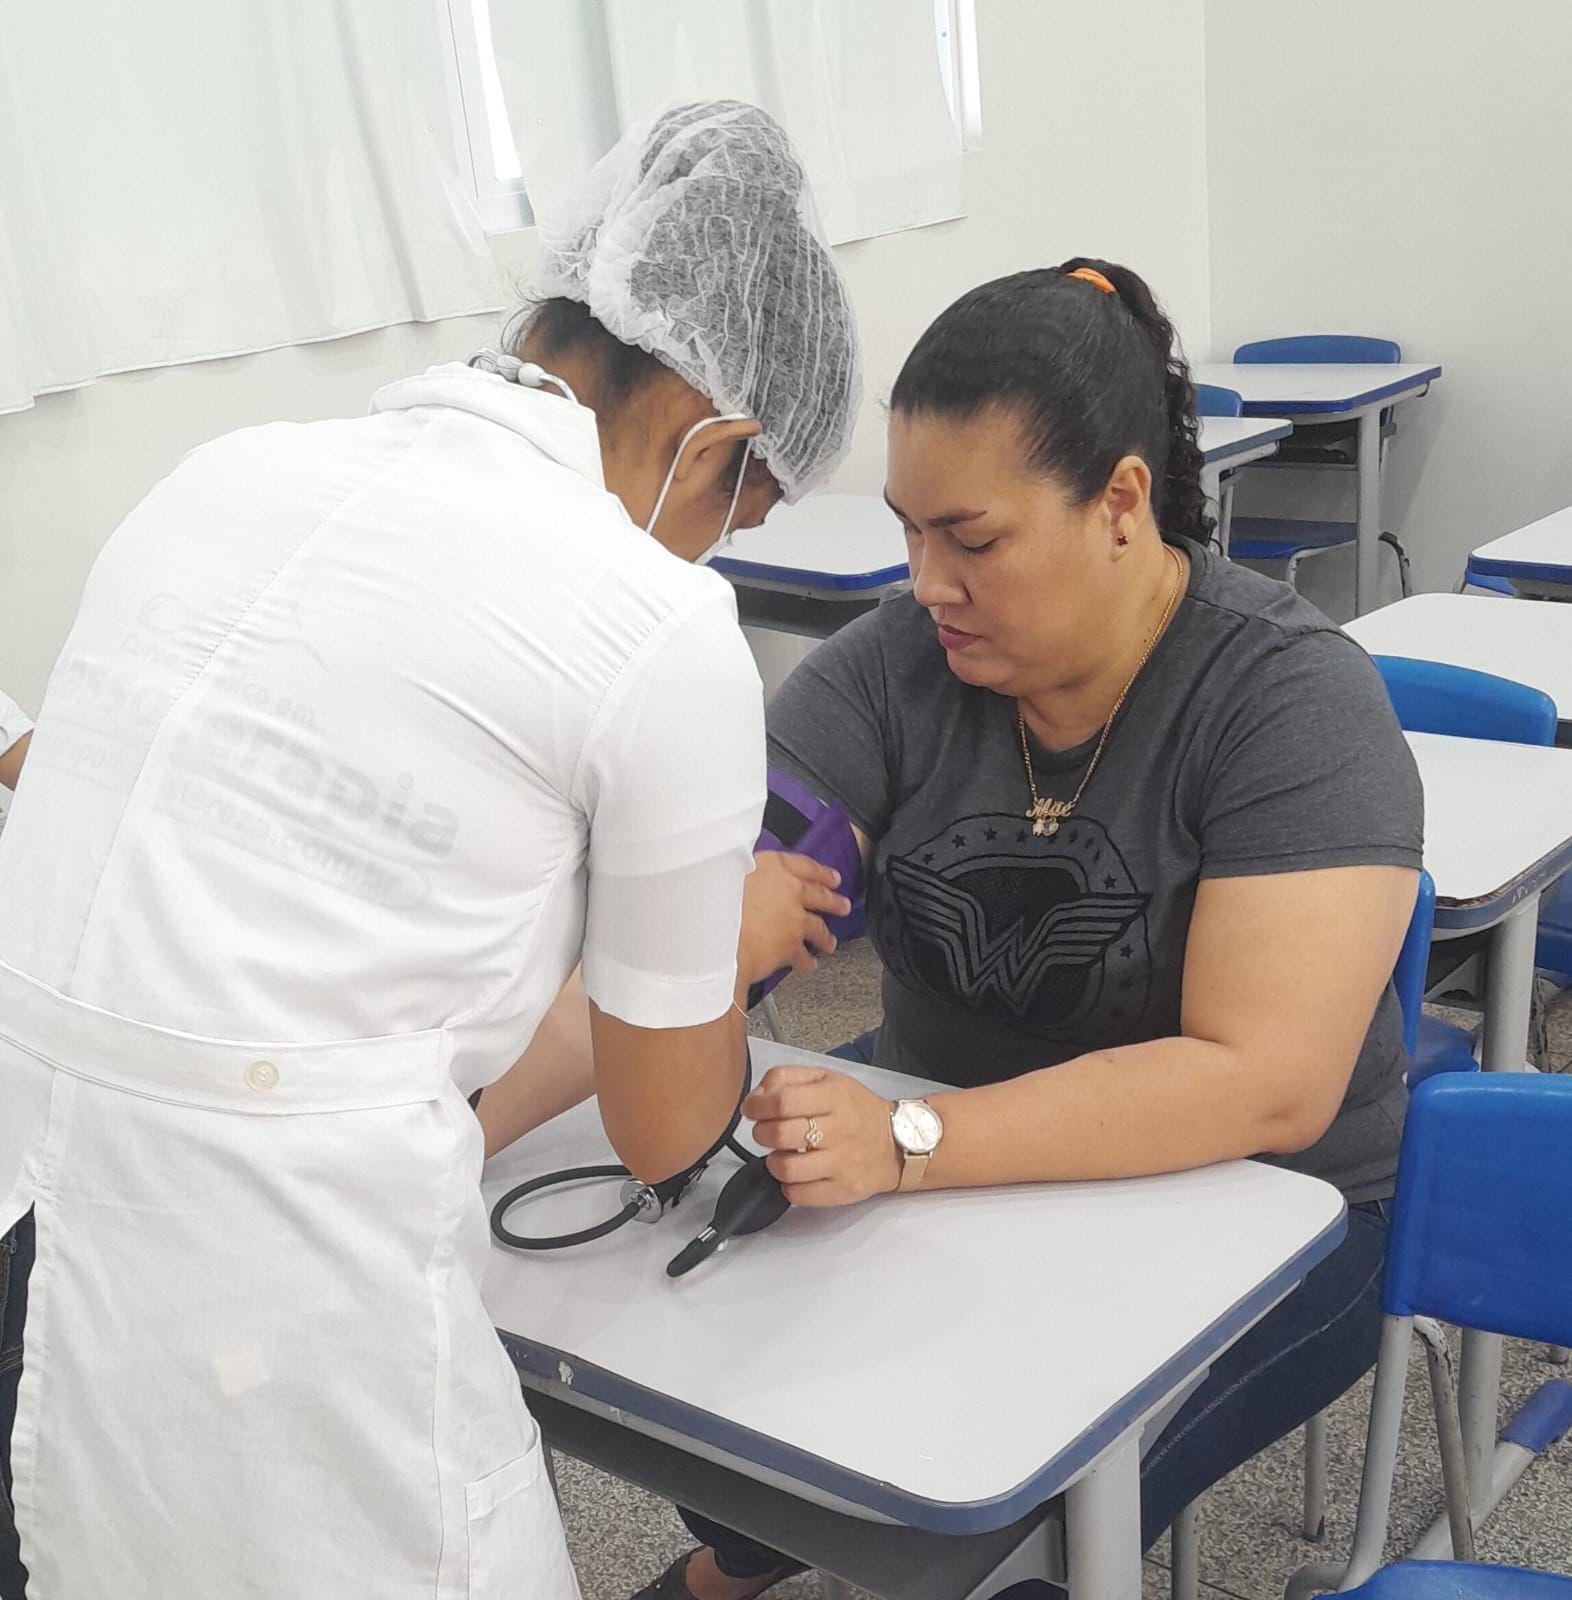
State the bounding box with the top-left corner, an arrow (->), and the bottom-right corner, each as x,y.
532,100 -> 861,501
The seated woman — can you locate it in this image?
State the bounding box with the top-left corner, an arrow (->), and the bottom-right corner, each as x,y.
635,259 -> 1422,1600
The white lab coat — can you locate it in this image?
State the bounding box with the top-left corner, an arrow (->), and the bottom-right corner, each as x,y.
0,364 -> 765,1597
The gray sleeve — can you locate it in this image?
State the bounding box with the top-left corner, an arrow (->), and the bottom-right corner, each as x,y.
1200,631 -> 1423,879
765,612 -> 894,840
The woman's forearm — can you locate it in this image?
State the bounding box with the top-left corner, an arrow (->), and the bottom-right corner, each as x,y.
921,1036 -> 1325,1191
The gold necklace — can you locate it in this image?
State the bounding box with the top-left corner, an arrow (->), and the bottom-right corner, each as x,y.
1017,545 -> 1184,838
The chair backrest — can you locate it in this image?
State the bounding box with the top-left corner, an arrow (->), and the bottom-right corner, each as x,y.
1194,383 -> 1243,418
1385,1074 -> 1572,1344
1391,869 -> 1435,1058
1234,335 -> 1401,365
1372,655 -> 1558,747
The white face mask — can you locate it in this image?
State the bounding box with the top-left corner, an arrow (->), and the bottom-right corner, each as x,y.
644,413 -> 755,561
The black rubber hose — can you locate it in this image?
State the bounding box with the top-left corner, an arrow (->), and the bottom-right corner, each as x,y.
489,1164 -> 640,1250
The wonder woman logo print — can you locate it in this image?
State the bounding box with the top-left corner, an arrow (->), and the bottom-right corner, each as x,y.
882,813 -> 1152,1036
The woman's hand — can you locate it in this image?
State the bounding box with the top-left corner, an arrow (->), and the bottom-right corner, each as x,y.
739,851 -> 852,985
745,1065 -> 900,1206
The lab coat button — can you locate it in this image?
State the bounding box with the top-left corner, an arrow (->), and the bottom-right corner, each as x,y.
244,1060 -> 279,1092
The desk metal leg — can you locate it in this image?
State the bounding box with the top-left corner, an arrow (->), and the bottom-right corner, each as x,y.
1199,472 -> 1235,559
1302,1409 -> 1328,1540
1465,901 -> 1537,1495
1170,1501 -> 1199,1600
1354,408 -> 1381,615
1480,897 -> 1539,1077
1065,1428 -> 1142,1600
1456,1331 -> 1505,1516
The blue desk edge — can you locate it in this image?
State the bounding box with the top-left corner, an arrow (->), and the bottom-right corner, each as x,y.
1467,552 -> 1572,586
498,1202 -> 1348,1535
710,555 -> 910,591
1433,832 -> 1572,932
1238,365 -> 1442,416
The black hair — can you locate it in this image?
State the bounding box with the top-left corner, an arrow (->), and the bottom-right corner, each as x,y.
508,294 -> 767,500
889,257 -> 1213,545
506,296 -> 670,404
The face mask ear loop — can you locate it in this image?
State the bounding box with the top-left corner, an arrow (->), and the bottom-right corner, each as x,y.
533,371 -> 579,406
483,356 -> 581,408
644,414 -> 752,537
703,442 -> 751,561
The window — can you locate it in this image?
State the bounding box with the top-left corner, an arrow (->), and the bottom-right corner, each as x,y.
444,0 -> 533,233
933,0 -> 983,150
441,0 -> 973,235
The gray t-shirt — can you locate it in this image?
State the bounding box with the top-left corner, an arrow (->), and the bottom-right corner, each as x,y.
767,538 -> 1424,1201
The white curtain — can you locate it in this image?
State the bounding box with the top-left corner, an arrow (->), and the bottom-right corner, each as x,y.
490,0 -> 965,245
0,0 -> 503,417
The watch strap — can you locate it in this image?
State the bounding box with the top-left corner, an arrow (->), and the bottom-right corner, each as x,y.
897,1149 -> 932,1192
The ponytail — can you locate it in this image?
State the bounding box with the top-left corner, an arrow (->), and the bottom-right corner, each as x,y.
1062,257 -> 1211,546
891,257 -> 1214,545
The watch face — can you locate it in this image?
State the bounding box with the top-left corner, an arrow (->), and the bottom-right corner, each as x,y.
893,1100 -> 942,1155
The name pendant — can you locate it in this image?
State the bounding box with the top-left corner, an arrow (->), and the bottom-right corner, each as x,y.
1027,798 -> 1073,838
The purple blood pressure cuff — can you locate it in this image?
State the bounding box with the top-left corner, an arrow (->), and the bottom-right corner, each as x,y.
747,769 -> 866,1008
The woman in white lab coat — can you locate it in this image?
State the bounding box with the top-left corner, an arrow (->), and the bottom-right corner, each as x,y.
0,101 -> 858,1600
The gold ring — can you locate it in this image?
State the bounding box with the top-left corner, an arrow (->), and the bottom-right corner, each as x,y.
803,1118 -> 824,1150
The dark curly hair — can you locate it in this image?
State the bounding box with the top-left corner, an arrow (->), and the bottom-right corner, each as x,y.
890,258 -> 1213,546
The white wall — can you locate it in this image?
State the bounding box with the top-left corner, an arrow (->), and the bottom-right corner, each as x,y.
753,0 -> 1214,691
830,0 -> 1211,499
1205,0 -> 1572,608
0,0 -> 1211,713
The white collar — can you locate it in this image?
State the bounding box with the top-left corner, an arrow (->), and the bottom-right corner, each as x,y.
370,363 -> 606,490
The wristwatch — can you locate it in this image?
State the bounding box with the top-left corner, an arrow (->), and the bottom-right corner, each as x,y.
889,1099 -> 944,1192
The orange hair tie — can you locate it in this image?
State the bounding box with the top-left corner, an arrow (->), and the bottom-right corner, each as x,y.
1068,267 -> 1117,294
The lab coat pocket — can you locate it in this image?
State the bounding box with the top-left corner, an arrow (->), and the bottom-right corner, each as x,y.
466,1445 -> 579,1600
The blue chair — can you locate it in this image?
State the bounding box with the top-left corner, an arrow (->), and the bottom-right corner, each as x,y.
1371,655 -> 1558,1074
1227,334 -> 1411,599
1194,383 -> 1244,418
1293,866 -> 1473,1556
1342,1570 -> 1572,1598
1393,871 -> 1478,1087
1237,334 -> 1403,366
1287,1075 -> 1572,1598
1175,868 -> 1466,1587
1372,655 -> 1559,747
1289,661 -> 1540,1553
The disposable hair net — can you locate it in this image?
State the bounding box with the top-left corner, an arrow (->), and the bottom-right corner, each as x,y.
533,100 -> 862,502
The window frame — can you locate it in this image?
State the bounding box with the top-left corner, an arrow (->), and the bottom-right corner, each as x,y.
441,0 -> 534,235
933,0 -> 983,151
